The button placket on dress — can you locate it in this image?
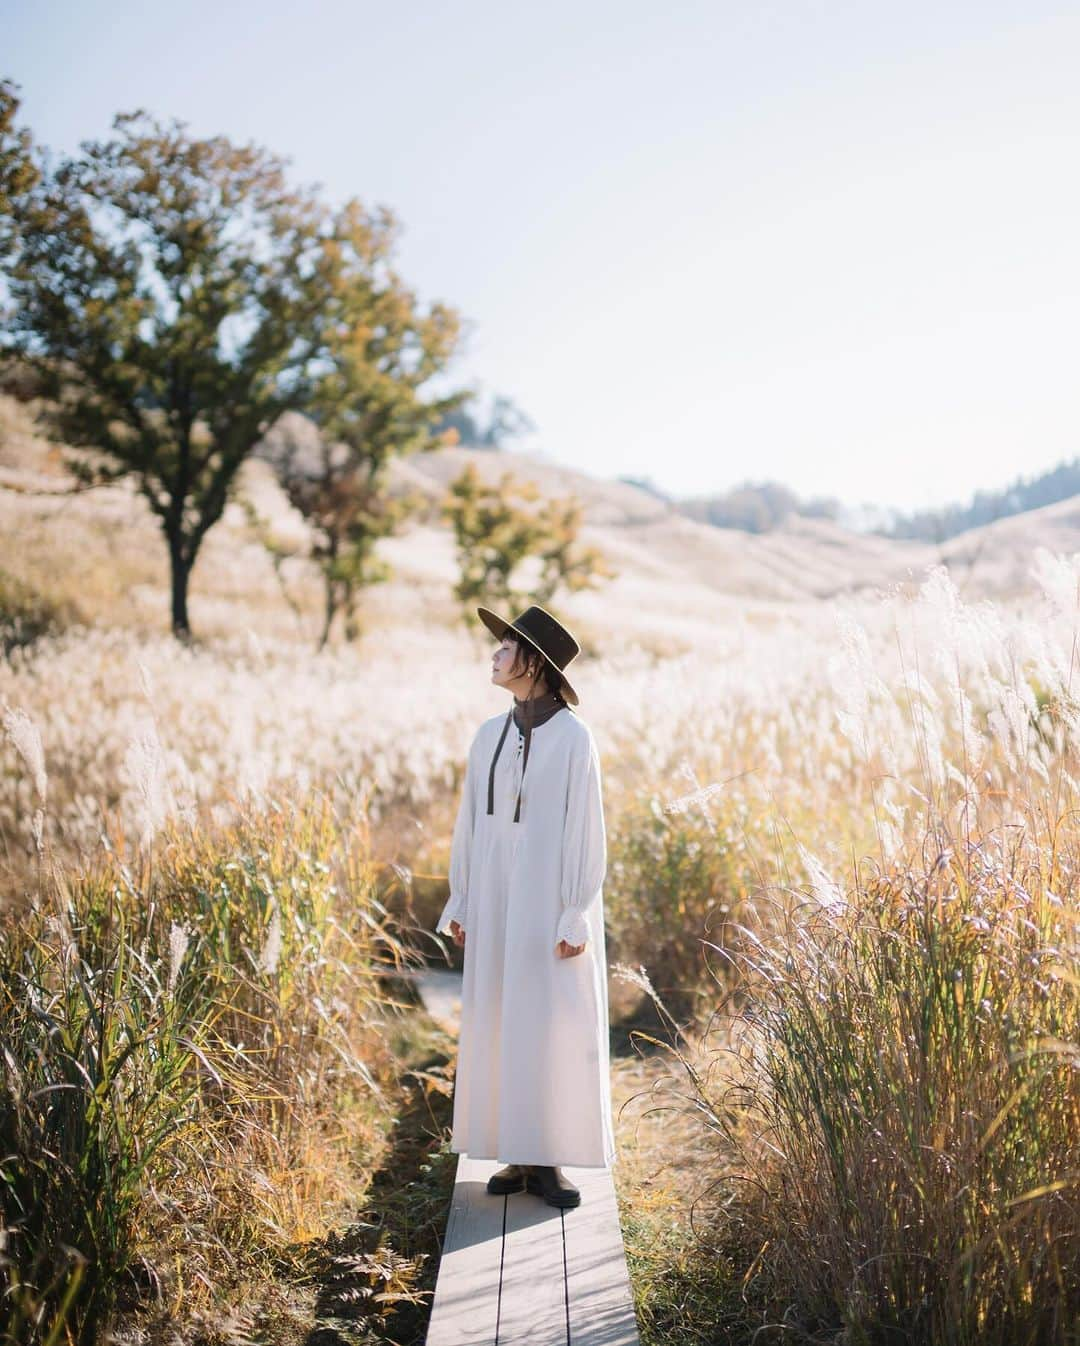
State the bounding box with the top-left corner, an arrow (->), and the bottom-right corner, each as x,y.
510,727 -> 525,839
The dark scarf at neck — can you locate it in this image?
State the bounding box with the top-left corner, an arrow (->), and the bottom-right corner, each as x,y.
512,687 -> 566,730
486,686 -> 568,819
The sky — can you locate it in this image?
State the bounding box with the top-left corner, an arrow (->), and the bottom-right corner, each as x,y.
6,0 -> 1079,513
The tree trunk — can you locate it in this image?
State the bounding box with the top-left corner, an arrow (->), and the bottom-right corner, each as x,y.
169,535 -> 192,641
343,582 -> 361,643
319,576 -> 340,651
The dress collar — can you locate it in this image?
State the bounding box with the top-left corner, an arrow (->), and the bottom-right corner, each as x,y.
512,687 -> 568,731
486,688 -> 569,820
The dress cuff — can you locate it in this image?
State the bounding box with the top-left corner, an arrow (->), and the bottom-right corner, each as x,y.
555,906 -> 590,949
435,890 -> 468,935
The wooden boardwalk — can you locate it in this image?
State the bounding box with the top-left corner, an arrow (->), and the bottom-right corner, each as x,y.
405,966 -> 641,1345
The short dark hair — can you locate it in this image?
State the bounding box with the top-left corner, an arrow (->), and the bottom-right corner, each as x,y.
506,635 -> 565,697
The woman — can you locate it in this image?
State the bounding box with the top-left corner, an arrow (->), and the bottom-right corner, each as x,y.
435,603 -> 616,1209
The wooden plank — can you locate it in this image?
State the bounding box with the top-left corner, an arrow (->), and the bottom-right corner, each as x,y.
562,1167 -> 640,1346
496,1174 -> 571,1342
425,1155 -> 506,1345
418,967 -> 641,1345
426,1156 -> 641,1345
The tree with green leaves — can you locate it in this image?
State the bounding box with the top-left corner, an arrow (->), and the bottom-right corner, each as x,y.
260,392 -> 460,649
0,108 -> 463,639
299,239 -> 465,646
442,461 -> 615,630
0,80 -> 39,259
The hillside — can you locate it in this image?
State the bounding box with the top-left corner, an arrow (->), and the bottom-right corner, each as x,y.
663,455 -> 1080,545
381,440 -> 935,604
935,493 -> 1080,594
0,396 -> 1073,661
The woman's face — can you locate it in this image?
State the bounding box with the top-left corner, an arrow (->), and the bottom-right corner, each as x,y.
491,636 -> 535,690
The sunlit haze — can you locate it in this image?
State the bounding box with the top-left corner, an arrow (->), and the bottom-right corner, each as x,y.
7,0 -> 1078,512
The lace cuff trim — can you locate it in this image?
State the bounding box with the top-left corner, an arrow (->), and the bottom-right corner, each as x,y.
435,891 -> 467,935
555,906 -> 590,949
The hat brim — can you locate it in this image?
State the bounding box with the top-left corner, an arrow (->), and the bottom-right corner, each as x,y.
477,605 -> 580,706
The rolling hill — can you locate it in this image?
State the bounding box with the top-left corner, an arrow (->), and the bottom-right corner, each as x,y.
1,397 -> 1074,660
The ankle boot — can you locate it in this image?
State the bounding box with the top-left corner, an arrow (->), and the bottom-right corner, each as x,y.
525,1165 -> 581,1208
486,1162 -> 528,1195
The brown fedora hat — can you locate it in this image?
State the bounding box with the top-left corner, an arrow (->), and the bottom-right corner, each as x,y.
477,603 -> 582,705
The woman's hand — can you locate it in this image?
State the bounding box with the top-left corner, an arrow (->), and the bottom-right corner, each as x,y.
449,919 -> 466,949
556,938 -> 586,958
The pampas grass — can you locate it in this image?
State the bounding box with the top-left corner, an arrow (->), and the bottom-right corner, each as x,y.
0,787 -> 411,1343
632,559 -> 1080,1344
5,434 -> 1080,1344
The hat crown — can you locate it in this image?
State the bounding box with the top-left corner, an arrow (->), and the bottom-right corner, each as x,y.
508,605 -> 580,672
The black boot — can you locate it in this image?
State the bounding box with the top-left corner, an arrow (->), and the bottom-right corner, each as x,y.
525,1165 -> 581,1208
486,1162 -> 528,1195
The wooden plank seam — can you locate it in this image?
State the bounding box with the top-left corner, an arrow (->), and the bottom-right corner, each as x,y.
560,1207 -> 572,1345
493,1192 -> 506,1344
490,1194 -> 573,1346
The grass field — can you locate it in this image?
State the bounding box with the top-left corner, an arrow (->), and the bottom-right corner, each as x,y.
2,397 -> 1078,1343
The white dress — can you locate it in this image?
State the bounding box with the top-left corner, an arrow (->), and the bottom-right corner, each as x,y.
434,705 -> 617,1169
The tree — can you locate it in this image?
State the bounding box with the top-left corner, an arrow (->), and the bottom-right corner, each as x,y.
0,80 -> 39,260
299,226 -> 465,645
258,397 -> 460,649
442,462 -> 615,629
0,109 -> 463,639
530,492 -> 614,604
246,195 -> 467,647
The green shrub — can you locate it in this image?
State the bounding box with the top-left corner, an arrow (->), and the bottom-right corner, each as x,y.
606,792 -> 764,1025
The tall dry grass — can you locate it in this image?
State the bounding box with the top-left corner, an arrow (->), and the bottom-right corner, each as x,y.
0,783 -> 414,1344
628,560 -> 1080,1343
5,463 -> 1080,1343
676,817 -> 1080,1343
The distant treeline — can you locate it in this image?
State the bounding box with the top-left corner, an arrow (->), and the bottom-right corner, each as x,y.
881,458 -> 1080,541
621,457 -> 1080,540
434,394 -> 534,449
620,476 -> 841,534
679,481 -> 841,533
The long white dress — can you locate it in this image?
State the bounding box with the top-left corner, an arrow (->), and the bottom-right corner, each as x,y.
434,704 -> 617,1169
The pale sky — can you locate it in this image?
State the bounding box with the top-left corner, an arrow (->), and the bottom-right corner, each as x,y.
6,1 -> 1079,512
